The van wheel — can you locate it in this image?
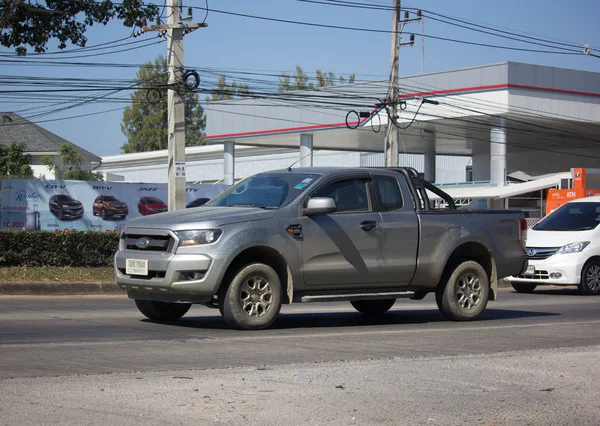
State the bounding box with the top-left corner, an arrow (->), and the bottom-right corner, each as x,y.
219,263 -> 282,330
134,300 -> 191,321
351,299 -> 396,315
511,282 -> 537,293
436,260 -> 489,321
579,260 -> 600,295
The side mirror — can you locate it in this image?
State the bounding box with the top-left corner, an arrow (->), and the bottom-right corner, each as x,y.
304,197 -> 337,216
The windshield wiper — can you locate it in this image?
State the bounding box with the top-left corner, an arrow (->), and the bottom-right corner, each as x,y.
571,226 -> 595,231
226,204 -> 277,209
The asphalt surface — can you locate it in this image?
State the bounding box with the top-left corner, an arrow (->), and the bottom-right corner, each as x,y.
1,287 -> 599,425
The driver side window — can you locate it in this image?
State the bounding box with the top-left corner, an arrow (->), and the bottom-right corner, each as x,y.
312,178 -> 371,213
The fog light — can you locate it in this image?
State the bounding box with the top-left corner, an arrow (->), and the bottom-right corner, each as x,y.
180,271 -> 206,281
550,272 -> 562,279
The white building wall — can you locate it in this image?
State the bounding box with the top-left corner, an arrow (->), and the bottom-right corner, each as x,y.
30,155 -> 55,179
360,153 -> 471,183
100,149 -> 470,184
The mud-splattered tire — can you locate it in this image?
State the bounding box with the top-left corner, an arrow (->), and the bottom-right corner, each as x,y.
219,263 -> 282,330
436,260 -> 489,321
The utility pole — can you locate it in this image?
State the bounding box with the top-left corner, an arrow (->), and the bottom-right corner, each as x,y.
385,0 -> 401,167
384,5 -> 420,166
167,0 -> 185,211
138,1 -> 207,211
421,15 -> 425,74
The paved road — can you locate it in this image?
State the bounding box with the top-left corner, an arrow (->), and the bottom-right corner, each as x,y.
1,287 -> 599,425
1,287 -> 599,378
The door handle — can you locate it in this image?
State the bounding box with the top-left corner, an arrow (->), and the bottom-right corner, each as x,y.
360,220 -> 377,231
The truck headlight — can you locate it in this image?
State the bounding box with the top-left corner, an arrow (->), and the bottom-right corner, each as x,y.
175,229 -> 222,246
556,241 -> 590,255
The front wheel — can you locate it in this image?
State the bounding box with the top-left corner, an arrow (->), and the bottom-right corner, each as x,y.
436,260 -> 489,321
351,299 -> 396,315
511,282 -> 537,293
579,260 -> 600,295
134,300 -> 191,321
219,263 -> 282,330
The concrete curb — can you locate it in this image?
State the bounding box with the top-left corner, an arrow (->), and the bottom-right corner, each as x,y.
0,282 -> 125,296
0,279 -> 513,296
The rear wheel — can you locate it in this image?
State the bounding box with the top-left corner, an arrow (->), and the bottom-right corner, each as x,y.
579,260 -> 600,295
436,260 -> 489,321
351,299 -> 396,315
219,263 -> 282,330
134,300 -> 191,321
511,282 -> 537,293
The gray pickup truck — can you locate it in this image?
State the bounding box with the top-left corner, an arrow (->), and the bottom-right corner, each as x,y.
114,167 -> 528,330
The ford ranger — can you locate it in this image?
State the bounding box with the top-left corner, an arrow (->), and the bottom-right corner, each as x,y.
114,167 -> 528,330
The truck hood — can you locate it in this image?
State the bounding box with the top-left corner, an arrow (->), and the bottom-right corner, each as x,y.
527,228 -> 595,248
125,206 -> 278,230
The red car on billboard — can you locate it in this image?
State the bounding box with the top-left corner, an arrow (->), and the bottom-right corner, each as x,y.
138,196 -> 168,215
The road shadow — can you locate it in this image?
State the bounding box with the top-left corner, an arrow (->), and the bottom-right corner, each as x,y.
143,307 -> 559,331
510,286 -> 588,297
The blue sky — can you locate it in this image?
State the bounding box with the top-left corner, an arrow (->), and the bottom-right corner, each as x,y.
1,0 -> 599,157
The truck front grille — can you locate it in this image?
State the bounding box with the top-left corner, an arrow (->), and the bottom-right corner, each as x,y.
122,234 -> 174,252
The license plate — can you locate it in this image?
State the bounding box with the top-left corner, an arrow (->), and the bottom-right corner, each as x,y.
526,265 -> 535,275
126,259 -> 148,276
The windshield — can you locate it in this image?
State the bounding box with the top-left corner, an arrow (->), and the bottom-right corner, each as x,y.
104,196 -> 117,202
205,173 -> 321,208
534,202 -> 600,231
55,195 -> 73,201
145,197 -> 164,204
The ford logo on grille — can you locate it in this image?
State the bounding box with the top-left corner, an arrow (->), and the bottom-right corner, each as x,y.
527,249 -> 536,257
135,237 -> 150,249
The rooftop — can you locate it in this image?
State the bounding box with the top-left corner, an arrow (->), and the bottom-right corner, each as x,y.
0,112 -> 100,161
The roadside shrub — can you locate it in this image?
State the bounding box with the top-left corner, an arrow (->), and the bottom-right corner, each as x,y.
0,230 -> 120,267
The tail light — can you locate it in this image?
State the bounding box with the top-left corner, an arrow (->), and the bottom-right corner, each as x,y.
519,218 -> 528,253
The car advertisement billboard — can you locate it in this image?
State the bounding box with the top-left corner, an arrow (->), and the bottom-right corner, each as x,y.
0,179 -> 229,232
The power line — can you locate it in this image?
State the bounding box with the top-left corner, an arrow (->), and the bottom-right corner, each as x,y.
188,6 -> 584,55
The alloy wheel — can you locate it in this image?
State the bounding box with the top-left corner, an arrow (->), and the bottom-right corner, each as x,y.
456,272 -> 482,310
240,276 -> 273,318
585,265 -> 600,292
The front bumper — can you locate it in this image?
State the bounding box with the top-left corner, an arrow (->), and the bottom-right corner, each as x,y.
507,252 -> 586,286
62,210 -> 84,218
105,208 -> 128,217
114,229 -> 226,303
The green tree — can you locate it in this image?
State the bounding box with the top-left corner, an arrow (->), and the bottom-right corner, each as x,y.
278,65 -> 356,92
0,0 -> 159,55
43,142 -> 103,181
0,141 -> 33,178
206,74 -> 251,102
120,54 -> 206,153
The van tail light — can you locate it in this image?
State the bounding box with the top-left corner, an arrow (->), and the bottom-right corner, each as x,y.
519,218 -> 528,253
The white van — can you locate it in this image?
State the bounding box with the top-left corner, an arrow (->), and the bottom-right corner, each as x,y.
508,196 -> 600,295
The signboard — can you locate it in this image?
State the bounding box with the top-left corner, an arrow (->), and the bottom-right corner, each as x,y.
546,188 -> 600,215
0,179 -> 229,232
175,161 -> 186,179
